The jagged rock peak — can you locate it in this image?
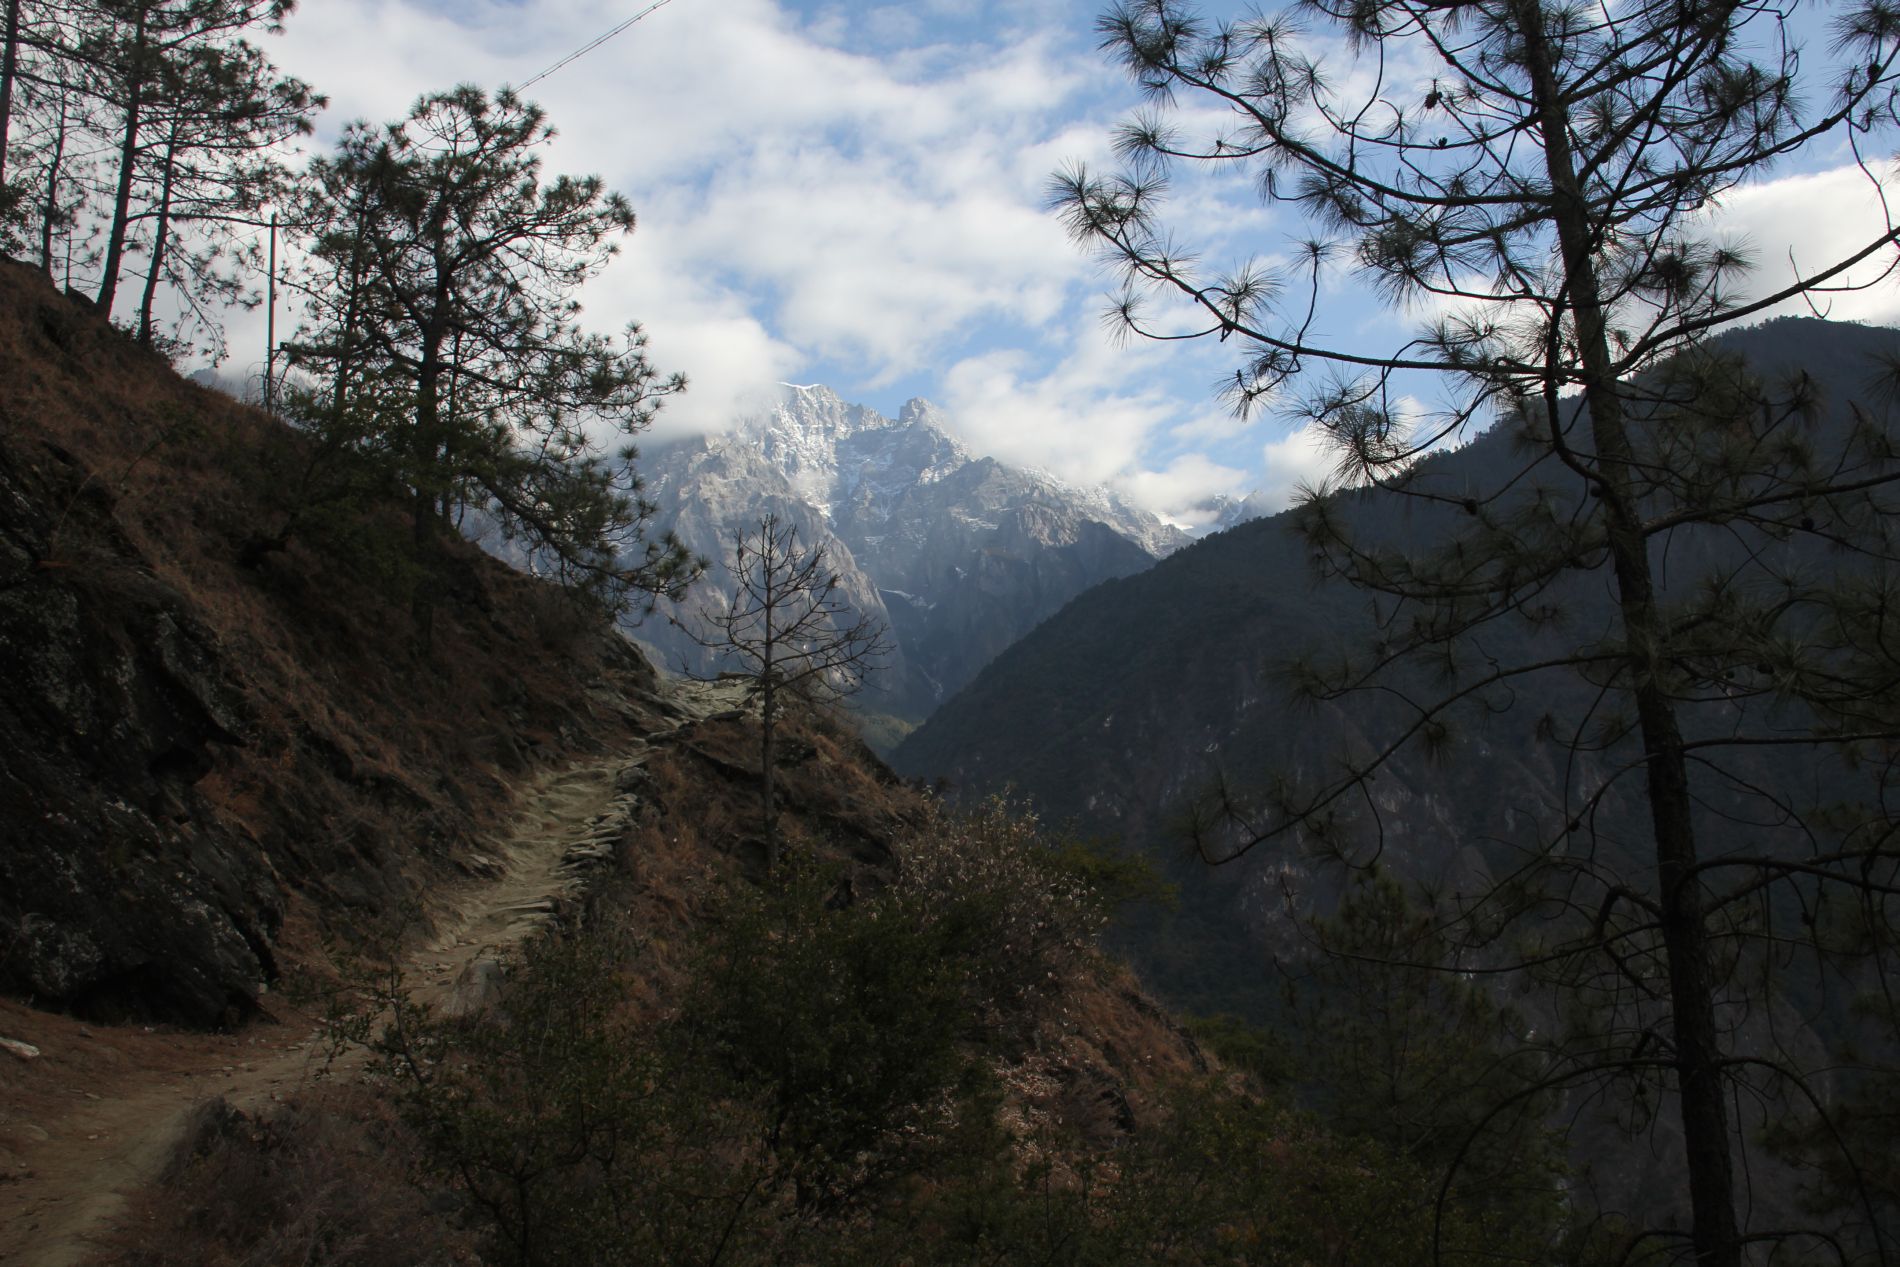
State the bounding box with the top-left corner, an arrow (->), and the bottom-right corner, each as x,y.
897,396 -> 948,428
721,385 -> 974,518
750,384 -> 962,452
1196,489 -> 1271,532
636,382 -> 1193,721
753,382 -> 889,439
735,385 -> 1184,558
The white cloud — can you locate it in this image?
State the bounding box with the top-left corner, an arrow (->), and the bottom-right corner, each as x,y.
1715,163 -> 1900,324
940,340 -> 1173,488
210,2 -> 1900,525
1122,453 -> 1252,525
589,248 -> 799,443
258,0 -> 1134,425
932,320 -> 1260,519
1258,421 -> 1343,508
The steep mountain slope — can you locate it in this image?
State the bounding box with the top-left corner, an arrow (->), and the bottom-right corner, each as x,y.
0,264 -> 1238,1263
0,258 -> 658,1027
0,258 -> 1552,1267
895,317 -> 1900,1009
636,385 -> 1190,721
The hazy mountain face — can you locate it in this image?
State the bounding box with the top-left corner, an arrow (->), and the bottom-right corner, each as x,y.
1190,489 -> 1271,532
633,385 -> 1190,721
895,317 -> 1900,1004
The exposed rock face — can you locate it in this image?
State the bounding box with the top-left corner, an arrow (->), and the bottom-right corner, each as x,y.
638,386 -> 1190,719
1192,489 -> 1271,532
0,435 -> 276,1025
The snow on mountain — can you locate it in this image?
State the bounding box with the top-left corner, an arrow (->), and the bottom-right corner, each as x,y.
1193,490 -> 1271,533
634,385 -> 1190,725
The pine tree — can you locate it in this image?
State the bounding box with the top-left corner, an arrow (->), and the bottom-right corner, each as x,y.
124,33 -> 317,357
83,0 -> 299,316
0,0 -> 312,349
285,86 -> 697,624
1056,2 -> 1900,1262
685,515 -> 888,869
0,0 -> 92,254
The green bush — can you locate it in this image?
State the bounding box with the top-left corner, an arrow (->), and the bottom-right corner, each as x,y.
368,933 -> 769,1267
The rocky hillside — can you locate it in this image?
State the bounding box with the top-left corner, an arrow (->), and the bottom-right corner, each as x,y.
0,258 -> 660,1028
632,385 -> 1190,721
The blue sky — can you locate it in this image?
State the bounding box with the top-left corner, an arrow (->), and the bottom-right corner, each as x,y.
243,0 -> 1900,524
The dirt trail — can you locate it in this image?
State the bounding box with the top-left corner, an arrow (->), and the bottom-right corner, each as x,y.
0,709 -> 712,1266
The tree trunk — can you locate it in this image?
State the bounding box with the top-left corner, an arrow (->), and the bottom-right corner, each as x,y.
135,122 -> 179,346
96,3 -> 150,315
38,85 -> 64,273
761,557 -> 780,870
414,333 -> 443,540
440,325 -> 464,520
0,0 -> 22,192
410,330 -> 443,651
1517,6 -> 1740,1265
411,225 -> 456,540
406,210 -> 457,653
760,684 -> 778,871
327,187 -> 374,417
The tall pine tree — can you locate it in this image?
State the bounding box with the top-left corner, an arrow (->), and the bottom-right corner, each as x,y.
286,86 -> 697,624
1057,1 -> 1900,1261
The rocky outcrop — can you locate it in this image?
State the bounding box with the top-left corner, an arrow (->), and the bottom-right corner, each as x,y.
0,258 -> 658,1028
0,432 -> 276,1026
636,386 -> 1190,720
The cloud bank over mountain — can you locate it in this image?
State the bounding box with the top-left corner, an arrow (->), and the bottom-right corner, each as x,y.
230,0 -> 1900,525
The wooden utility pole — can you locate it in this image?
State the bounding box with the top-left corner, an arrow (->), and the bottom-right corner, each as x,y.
264,211 -> 277,413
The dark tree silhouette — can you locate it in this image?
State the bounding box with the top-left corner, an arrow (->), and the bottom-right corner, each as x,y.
1056,2 -> 1900,1263
286,86 -> 695,627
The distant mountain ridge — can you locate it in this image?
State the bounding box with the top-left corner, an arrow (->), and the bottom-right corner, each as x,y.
893,316 -> 1900,1010
1190,489 -> 1272,533
636,384 -> 1191,722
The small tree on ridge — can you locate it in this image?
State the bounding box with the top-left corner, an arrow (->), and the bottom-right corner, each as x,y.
689,514 -> 889,870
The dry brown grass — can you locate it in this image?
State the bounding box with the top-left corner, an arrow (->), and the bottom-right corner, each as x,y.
97,1089 -> 474,1267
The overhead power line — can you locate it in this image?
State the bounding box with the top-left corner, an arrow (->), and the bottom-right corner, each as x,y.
251,2 -> 684,386
516,0 -> 682,92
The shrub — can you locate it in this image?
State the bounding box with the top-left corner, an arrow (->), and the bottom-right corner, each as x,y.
366,931 -> 769,1267
890,796 -> 1109,1021
690,863 -> 991,1215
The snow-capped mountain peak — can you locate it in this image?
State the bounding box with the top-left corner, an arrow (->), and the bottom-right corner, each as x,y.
638,387 -> 1191,720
